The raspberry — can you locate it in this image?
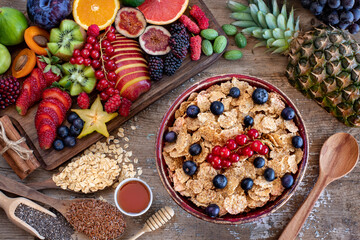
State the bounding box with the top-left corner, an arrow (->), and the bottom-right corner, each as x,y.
104,94 -> 122,113
77,92 -> 90,109
118,98 -> 132,117
179,15 -> 200,34
87,24 -> 100,37
190,5 -> 209,30
148,56 -> 164,81
190,35 -> 202,61
0,76 -> 20,109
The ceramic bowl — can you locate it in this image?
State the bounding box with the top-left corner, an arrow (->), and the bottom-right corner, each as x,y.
156,74 -> 309,224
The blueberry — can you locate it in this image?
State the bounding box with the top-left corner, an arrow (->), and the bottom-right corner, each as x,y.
319,0 -> 327,4
186,105 -> 200,118
340,11 -> 354,24
244,115 -> 254,128
348,23 -> 360,34
67,112 -> 79,124
213,174 -> 228,189
252,88 -> 268,104
241,178 -> 254,190
73,118 -> 84,130
189,143 -> 202,156
352,8 -> 360,21
264,168 -> 275,182
292,136 -> 304,148
328,0 -> 341,8
57,126 -> 69,138
253,157 -> 265,168
183,161 -> 197,176
338,21 -> 350,29
343,0 -> 355,10
229,87 -> 240,98
64,136 -> 76,148
327,11 -> 340,25
205,204 -> 220,218
210,101 -> 224,115
281,173 -> 294,189
69,125 -> 81,137
281,107 -> 295,120
301,0 -> 312,8
310,2 -> 324,15
53,139 -> 64,151
164,131 -> 177,143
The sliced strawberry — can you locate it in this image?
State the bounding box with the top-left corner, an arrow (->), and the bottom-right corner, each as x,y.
35,107 -> 61,129
42,88 -> 72,111
29,76 -> 42,103
37,120 -> 57,150
16,88 -> 31,115
31,68 -> 47,90
39,98 -> 66,124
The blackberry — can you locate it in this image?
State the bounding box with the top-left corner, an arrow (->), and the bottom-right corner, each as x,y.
0,76 -> 20,109
164,53 -> 183,76
148,56 -> 164,81
169,32 -> 190,59
170,22 -> 187,35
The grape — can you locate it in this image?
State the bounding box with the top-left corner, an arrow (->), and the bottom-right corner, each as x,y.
338,21 -> 350,29
348,23 -> 360,33
319,0 -> 328,5
310,2 -> 325,15
301,0 -> 312,8
342,0 -> 355,10
328,11 -> 341,25
328,0 -> 341,8
351,8 -> 360,21
340,10 -> 354,23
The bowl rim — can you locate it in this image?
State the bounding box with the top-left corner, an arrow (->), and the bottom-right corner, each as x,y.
155,74 -> 309,224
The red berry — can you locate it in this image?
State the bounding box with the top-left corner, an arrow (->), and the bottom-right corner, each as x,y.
107,71 -> 117,82
69,57 -> 76,64
259,145 -> 269,155
95,70 -> 105,80
118,97 -> 132,117
212,156 -> 222,169
100,92 -> 109,101
236,148 -> 242,155
220,147 -> 231,159
207,153 -> 215,163
222,160 -> 232,168
102,55 -> 110,61
84,58 -> 92,66
84,43 -> 93,50
212,145 -> 221,156
104,94 -> 122,113
235,134 -> 248,146
96,79 -> 109,91
73,49 -> 81,58
87,36 -> 96,44
81,49 -> 90,58
76,56 -> 84,65
77,92 -> 90,109
105,46 -> 114,56
226,139 -> 237,150
108,81 -> 115,88
93,43 -> 101,51
229,153 -> 240,163
106,26 -> 116,33
91,50 -> 100,59
91,59 -> 101,69
107,32 -> 116,41
105,87 -> 115,96
247,129 -> 259,139
114,89 -> 120,95
101,40 -> 111,48
250,140 -> 263,152
87,24 -> 100,37
105,60 -> 116,71
242,146 -> 254,157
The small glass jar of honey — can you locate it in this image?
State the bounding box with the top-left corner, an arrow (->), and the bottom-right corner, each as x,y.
114,178 -> 153,217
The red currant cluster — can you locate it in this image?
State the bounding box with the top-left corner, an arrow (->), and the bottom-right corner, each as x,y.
206,129 -> 269,170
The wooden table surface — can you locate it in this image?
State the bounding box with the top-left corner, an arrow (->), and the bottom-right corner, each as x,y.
1,0 -> 359,239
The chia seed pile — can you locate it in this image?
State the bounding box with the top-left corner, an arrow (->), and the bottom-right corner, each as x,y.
14,204 -> 74,240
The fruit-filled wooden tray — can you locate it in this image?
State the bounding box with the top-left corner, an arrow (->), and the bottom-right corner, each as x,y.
0,0 -> 225,170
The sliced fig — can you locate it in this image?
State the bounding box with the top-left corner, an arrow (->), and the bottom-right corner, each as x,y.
139,26 -> 171,55
115,7 -> 147,38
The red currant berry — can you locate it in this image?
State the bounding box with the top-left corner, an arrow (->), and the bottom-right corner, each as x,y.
95,70 -> 105,80
242,146 -> 254,157
87,36 -> 96,44
235,134 -> 248,146
222,160 -> 232,168
105,60 -> 116,71
81,49 -> 90,58
207,154 -> 215,163
226,139 -> 237,150
107,32 -> 116,41
212,156 -> 222,170
250,140 -> 263,152
108,81 -> 115,88
229,153 -> 240,163
96,79 -> 109,91
212,145 -> 221,156
69,57 -> 76,64
84,43 -> 93,50
91,50 -> 100,59
84,58 -> 92,66
259,145 -> 269,155
93,43 -> 101,51
107,71 -> 117,82
76,56 -> 84,65
105,87 -> 115,96
105,46 -> 114,56
102,55 -> 109,61
247,129 -> 259,139
114,89 -> 120,95
220,147 -> 231,159
101,40 -> 111,48
91,59 -> 101,69
106,26 -> 116,33
73,49 -> 81,58
100,92 -> 109,101
236,148 -> 242,155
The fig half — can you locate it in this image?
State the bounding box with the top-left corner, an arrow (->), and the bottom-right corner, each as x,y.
139,26 -> 171,55
115,7 -> 146,38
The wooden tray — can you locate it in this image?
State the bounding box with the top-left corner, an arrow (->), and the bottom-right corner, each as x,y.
0,0 -> 225,170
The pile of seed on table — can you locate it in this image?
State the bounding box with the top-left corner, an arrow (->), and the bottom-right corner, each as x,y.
14,204 -> 74,240
66,199 -> 126,240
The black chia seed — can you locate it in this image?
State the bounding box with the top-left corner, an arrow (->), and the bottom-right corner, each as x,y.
14,203 -> 74,240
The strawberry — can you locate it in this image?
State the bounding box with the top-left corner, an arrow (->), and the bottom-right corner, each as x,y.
118,98 -> 132,117
15,88 -> 31,116
37,119 -> 57,150
30,68 -> 47,90
77,92 -> 90,109
42,88 -> 72,111
38,98 -> 67,124
37,53 -> 62,86
35,107 -> 61,129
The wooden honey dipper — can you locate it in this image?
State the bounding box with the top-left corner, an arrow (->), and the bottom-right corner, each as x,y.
128,206 -> 175,240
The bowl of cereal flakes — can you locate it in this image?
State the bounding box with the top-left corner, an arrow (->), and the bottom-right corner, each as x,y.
156,74 -> 309,224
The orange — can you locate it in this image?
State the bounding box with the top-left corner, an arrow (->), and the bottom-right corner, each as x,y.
138,0 -> 189,25
73,0 -> 120,30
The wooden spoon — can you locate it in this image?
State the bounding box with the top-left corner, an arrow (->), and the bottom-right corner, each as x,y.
279,132 -> 359,240
0,190 -> 56,240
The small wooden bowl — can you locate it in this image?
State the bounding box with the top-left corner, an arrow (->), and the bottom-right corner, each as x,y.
155,74 -> 309,224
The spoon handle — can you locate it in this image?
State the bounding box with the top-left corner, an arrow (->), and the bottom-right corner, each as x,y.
279,175 -> 329,240
0,191 -> 11,210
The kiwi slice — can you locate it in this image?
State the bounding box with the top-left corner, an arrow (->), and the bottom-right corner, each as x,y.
47,19 -> 86,61
59,63 -> 96,96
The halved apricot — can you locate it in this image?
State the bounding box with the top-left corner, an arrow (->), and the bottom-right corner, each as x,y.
11,48 -> 36,78
24,26 -> 50,55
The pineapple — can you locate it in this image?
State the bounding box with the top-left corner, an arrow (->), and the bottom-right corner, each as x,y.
228,0 -> 360,127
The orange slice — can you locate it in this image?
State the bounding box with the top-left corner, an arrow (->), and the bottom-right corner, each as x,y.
73,0 -> 120,30
138,0 -> 189,25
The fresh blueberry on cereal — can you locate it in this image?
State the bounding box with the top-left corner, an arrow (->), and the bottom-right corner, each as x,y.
229,87 -> 240,98
292,136 -> 303,148
164,131 -> 177,143
210,101 -> 224,115
213,174 -> 228,189
281,173 -> 294,188
281,107 -> 295,120
205,204 -> 220,218
183,161 -> 197,176
189,143 -> 202,156
264,168 -> 275,182
186,105 -> 200,118
241,178 -> 254,190
252,88 -> 268,104
244,115 -> 254,128
253,157 -> 265,168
